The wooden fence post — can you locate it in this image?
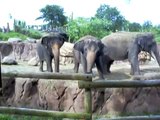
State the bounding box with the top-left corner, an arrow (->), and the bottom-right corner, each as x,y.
84,81 -> 92,120
0,54 -> 2,96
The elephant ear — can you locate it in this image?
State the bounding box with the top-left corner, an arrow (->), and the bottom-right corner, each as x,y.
41,36 -> 51,47
59,33 -> 69,42
137,34 -> 154,51
98,41 -> 105,56
74,41 -> 84,53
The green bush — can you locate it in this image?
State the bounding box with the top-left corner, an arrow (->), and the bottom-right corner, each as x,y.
27,29 -> 42,39
0,30 -> 42,41
0,32 -> 27,41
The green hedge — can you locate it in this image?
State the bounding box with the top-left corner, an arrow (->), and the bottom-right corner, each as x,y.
0,30 -> 42,41
0,32 -> 27,41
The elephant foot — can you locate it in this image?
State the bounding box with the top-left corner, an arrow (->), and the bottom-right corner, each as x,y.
39,68 -> 43,72
47,69 -> 53,72
130,71 -> 141,76
103,71 -> 111,75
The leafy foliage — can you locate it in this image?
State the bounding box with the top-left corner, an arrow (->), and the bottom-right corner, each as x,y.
142,21 -> 153,32
36,5 -> 67,30
12,19 -> 42,39
0,32 -> 27,40
66,17 -> 111,42
128,22 -> 142,32
95,4 -> 126,32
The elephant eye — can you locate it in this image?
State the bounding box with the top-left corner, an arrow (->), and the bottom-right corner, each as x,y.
84,48 -> 87,51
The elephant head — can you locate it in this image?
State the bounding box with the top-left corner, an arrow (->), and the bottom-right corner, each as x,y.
41,32 -> 69,72
73,35 -> 104,79
137,33 -> 160,66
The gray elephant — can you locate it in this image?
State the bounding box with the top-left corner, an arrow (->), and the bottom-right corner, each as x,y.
37,32 -> 69,72
73,35 -> 105,79
101,32 -> 160,75
0,42 -> 13,59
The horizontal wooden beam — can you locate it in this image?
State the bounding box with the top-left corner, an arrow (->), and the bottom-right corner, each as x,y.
0,107 -> 91,119
100,115 -> 160,120
2,71 -> 92,81
78,79 -> 160,89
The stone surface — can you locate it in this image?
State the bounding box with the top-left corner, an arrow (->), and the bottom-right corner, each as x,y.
27,56 -> 39,66
8,38 -> 22,43
1,77 -> 160,115
2,56 -> 18,65
6,41 -> 74,64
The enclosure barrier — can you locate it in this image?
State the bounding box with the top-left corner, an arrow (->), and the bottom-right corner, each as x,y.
1,71 -> 160,120
1,71 -> 92,120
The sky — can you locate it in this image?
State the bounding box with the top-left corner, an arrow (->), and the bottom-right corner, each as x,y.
0,0 -> 160,28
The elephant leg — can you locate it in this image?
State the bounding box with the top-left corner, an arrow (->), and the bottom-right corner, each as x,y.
52,49 -> 60,73
101,55 -> 113,74
81,53 -> 87,73
46,58 -> 53,72
74,61 -> 80,73
129,57 -> 140,75
95,57 -> 104,79
73,49 -> 80,73
39,60 -> 44,72
107,60 -> 114,73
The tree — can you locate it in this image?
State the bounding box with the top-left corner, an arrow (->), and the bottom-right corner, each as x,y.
66,17 -> 90,42
36,5 -> 67,30
128,22 -> 142,32
88,17 -> 111,38
66,17 -> 111,42
95,4 -> 126,32
142,21 -> 153,32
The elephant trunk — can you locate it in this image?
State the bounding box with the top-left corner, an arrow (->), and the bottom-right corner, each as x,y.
52,45 -> 60,73
151,44 -> 160,66
86,51 -> 96,73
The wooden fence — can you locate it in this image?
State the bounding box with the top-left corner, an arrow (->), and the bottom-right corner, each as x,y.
1,70 -> 160,120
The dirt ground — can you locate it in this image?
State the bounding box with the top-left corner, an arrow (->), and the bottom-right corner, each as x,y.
2,59 -> 160,80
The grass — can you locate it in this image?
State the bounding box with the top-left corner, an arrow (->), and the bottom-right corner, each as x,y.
0,32 -> 28,41
0,30 -> 42,41
0,114 -> 65,120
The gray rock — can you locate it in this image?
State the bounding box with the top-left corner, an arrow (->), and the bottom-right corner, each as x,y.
8,38 -> 22,43
28,57 -> 39,66
2,56 -> 18,65
25,38 -> 37,43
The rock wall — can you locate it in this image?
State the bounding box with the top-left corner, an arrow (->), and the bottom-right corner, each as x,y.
7,42 -> 74,64
11,42 -> 37,61
1,77 -> 160,116
3,41 -> 156,65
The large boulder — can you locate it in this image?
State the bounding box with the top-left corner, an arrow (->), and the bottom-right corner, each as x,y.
60,42 -> 74,65
8,38 -> 22,43
2,56 -> 18,65
0,42 -> 13,59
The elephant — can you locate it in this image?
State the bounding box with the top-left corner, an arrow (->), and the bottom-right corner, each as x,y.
73,35 -> 105,79
36,32 -> 69,72
0,42 -> 13,59
101,32 -> 160,75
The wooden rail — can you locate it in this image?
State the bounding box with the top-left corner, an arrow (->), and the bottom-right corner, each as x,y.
0,107 -> 91,119
2,71 -> 92,81
100,115 -> 160,120
78,79 -> 160,89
